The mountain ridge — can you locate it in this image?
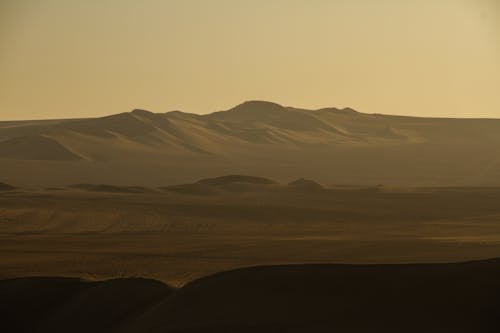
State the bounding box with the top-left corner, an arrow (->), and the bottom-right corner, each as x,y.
2,100 -> 500,187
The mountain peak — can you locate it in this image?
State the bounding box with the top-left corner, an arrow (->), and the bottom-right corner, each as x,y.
229,101 -> 285,113
131,109 -> 154,116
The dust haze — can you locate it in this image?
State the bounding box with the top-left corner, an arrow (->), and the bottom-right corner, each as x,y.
2,1 -> 500,332
2,101 -> 500,187
2,104 -> 500,331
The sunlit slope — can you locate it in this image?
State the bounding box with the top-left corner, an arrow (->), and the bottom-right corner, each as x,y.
2,101 -> 500,186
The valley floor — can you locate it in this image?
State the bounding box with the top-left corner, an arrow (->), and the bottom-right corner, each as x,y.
2,185 -> 500,286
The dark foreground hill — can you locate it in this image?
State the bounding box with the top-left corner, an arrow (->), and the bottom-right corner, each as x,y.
3,259 -> 500,333
0,277 -> 172,333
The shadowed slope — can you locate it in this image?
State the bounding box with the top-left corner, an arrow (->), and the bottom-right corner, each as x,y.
126,260 -> 500,333
2,260 -> 500,333
161,174 -> 277,195
3,101 -> 500,155
0,182 -> 15,191
0,277 -> 173,333
0,135 -> 81,161
195,174 -> 276,186
207,101 -> 338,133
288,178 -> 324,190
0,277 -> 89,333
68,184 -> 153,193
38,278 -> 172,333
2,101 -> 500,186
0,119 -> 78,141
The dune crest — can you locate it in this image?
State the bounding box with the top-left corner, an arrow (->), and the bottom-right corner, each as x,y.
3,260 -> 500,332
2,101 -> 500,186
0,182 -> 15,191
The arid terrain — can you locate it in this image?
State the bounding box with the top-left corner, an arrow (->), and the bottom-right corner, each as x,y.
3,0 -> 499,329
3,260 -> 500,332
2,176 -> 500,286
2,103 -> 500,332
2,101 -> 500,187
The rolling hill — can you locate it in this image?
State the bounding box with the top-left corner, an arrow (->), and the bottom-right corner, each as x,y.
2,101 -> 500,187
3,260 -> 500,332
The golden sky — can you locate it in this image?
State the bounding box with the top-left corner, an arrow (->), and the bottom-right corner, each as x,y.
1,0 -> 499,120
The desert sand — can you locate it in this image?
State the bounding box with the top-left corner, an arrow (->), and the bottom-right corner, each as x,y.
2,101 -> 500,187
2,176 -> 500,286
2,103 -> 500,332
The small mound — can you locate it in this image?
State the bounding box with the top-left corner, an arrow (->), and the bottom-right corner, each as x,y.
68,184 -> 152,193
196,175 -> 276,186
0,182 -> 15,191
0,277 -> 91,333
129,259 -> 500,333
0,277 -> 172,333
38,278 -> 172,333
45,187 -> 65,191
4,260 -> 500,332
229,100 -> 285,114
162,175 -> 277,195
160,183 -> 219,196
288,178 -> 323,190
131,109 -> 155,118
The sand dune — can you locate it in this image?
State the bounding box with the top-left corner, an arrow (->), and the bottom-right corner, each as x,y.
0,135 -> 81,161
195,174 -> 276,186
2,183 -> 500,332
68,184 -> 153,193
2,101 -> 500,186
0,277 -> 172,333
0,182 -> 15,191
129,260 -> 500,333
3,260 -> 500,332
162,175 -> 323,195
288,178 -> 324,190
161,175 -> 278,195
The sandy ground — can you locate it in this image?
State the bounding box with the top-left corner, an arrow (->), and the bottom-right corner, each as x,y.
2,186 -> 500,286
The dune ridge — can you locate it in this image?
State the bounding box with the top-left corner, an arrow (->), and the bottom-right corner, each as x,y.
2,101 -> 500,187
3,259 -> 500,332
0,182 -> 15,191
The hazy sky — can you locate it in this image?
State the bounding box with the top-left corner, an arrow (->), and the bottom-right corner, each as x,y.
1,0 -> 499,120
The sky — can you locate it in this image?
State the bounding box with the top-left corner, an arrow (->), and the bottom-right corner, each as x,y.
0,0 -> 499,120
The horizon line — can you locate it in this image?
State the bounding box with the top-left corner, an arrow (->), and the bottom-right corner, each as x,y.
2,100 -> 500,122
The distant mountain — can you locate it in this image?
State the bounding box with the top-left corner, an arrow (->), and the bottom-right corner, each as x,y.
288,178 -> 324,190
162,175 -> 277,195
68,184 -> 153,193
2,101 -> 500,187
196,175 -> 276,186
